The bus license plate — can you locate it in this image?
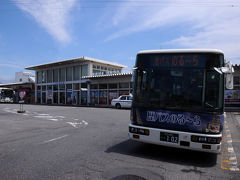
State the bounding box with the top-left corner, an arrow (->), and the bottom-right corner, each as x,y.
160,132 -> 179,143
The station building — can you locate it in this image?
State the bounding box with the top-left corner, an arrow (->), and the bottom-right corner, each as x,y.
0,72 -> 35,103
25,56 -> 132,106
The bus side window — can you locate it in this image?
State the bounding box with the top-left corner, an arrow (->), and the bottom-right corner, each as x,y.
205,71 -> 220,108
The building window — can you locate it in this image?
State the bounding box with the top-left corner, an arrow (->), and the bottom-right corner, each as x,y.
37,71 -> 42,84
66,67 -> 72,81
59,68 -> 66,82
90,91 -> 98,104
59,84 -> 65,91
47,85 -> 52,90
42,92 -> 46,103
99,90 -> 107,104
109,83 -> 117,89
119,90 -> 129,96
66,84 -> 72,104
60,92 -> 65,104
42,71 -> 46,83
90,84 -> 98,89
47,90 -> 52,104
37,91 -> 41,103
19,78 -> 22,82
53,92 -> 58,104
73,66 -> 81,80
119,82 -> 129,88
53,69 -> 58,82
53,85 -> 58,91
99,84 -> 107,89
42,86 -> 46,91
81,65 -> 88,77
47,70 -> 53,83
73,83 -> 80,90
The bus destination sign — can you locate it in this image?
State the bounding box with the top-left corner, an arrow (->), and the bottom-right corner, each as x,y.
139,54 -> 207,68
154,55 -> 206,68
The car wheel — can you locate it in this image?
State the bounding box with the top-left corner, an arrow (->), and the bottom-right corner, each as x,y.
116,103 -> 121,109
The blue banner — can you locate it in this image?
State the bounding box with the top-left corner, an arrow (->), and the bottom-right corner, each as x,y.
133,108 -> 223,134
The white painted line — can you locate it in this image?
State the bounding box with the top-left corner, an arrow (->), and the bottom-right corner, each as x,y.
49,119 -> 58,121
230,167 -> 240,171
230,160 -> 238,165
5,110 -> 18,114
236,116 -> 240,126
42,135 -> 68,144
66,122 -> 78,128
228,148 -> 234,153
34,116 -> 53,119
56,116 -> 65,118
229,156 -> 237,161
38,114 -> 49,116
74,119 -> 79,121
82,120 -> 88,125
224,121 -> 239,171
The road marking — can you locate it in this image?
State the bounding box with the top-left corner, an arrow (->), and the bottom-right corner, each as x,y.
41,135 -> 68,144
228,147 -> 234,153
82,120 -> 88,125
230,166 -> 240,171
56,116 -> 65,118
4,109 -> 18,114
49,119 -> 59,121
34,115 -> 54,119
66,120 -> 88,128
66,122 -> 79,128
221,119 -> 239,171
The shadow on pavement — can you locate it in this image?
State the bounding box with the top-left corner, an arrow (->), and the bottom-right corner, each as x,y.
105,140 -> 217,167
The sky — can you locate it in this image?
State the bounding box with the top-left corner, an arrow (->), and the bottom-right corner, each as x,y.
0,0 -> 240,83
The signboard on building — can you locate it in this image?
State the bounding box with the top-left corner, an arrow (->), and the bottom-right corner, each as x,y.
225,90 -> 240,104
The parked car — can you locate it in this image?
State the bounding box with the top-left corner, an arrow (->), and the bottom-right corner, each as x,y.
111,95 -> 132,109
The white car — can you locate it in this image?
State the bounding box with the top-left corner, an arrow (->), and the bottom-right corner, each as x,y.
111,95 -> 132,109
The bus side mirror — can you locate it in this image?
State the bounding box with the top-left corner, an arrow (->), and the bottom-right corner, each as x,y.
214,62 -> 234,90
226,73 -> 234,89
225,62 -> 234,90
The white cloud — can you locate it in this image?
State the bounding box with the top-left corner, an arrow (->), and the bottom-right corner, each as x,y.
103,0 -> 240,63
15,0 -> 77,43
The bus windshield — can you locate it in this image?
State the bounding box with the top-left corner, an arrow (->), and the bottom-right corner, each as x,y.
133,53 -> 224,113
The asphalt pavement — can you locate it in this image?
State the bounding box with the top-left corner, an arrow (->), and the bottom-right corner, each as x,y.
0,104 -> 239,180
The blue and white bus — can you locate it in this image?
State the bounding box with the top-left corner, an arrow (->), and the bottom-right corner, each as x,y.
129,49 -> 234,153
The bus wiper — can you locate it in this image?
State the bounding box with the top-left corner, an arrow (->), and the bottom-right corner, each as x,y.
205,102 -> 214,108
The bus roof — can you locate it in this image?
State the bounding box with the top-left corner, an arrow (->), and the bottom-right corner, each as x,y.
138,49 -> 224,55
